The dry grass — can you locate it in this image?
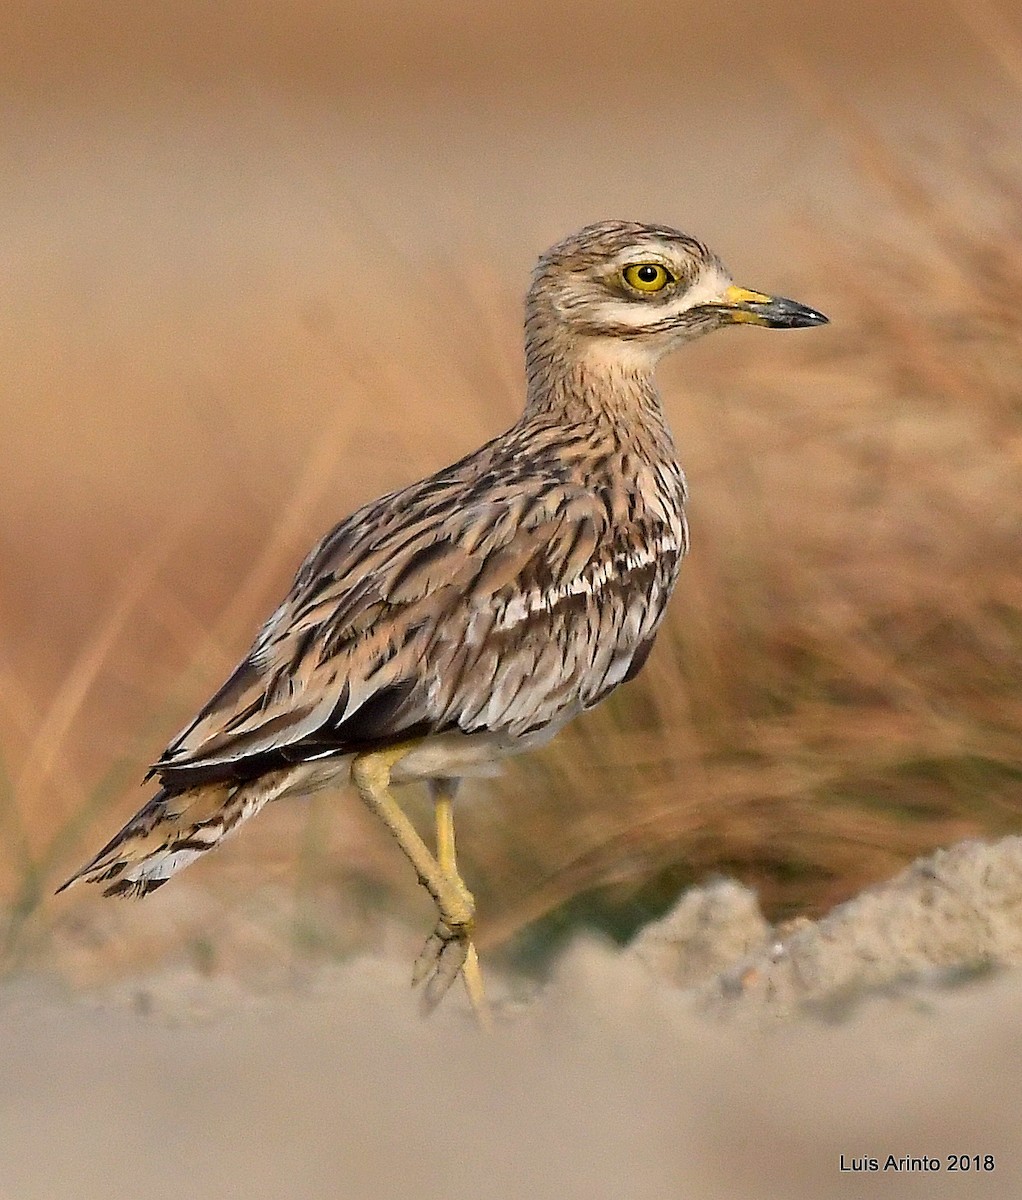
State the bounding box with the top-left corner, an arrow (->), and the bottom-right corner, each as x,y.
2,96 -> 1021,981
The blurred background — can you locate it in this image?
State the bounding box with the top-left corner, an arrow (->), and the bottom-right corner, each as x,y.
2,0 -> 1021,983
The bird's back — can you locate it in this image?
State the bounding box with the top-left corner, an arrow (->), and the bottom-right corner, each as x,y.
153,407 -> 688,790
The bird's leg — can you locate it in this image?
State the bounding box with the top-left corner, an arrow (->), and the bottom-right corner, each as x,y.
416,778 -> 491,1029
350,749 -> 488,1028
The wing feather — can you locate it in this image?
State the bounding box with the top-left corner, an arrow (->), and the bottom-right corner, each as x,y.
153,423 -> 687,787
153,475 -> 628,783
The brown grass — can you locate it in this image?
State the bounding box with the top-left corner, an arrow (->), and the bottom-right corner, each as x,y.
2,86 -> 1021,980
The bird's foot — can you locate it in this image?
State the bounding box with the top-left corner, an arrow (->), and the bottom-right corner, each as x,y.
412,918 -> 468,1004
412,918 -> 491,1030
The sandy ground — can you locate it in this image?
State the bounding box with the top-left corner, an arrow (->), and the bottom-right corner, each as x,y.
4,839 -> 1021,1200
4,967 -> 1021,1200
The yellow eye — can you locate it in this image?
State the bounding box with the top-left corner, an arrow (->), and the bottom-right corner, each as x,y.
623,263 -> 674,293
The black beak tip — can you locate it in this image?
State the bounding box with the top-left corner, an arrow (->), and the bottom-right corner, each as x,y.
770,299 -> 829,329
799,306 -> 829,328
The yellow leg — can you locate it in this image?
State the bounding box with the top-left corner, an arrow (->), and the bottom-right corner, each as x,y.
350,749 -> 489,1029
433,783 -> 491,1031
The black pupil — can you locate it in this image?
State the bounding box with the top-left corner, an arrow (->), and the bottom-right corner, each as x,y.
637,266 -> 659,283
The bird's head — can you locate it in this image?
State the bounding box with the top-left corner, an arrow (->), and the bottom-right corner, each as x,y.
526,221 -> 827,370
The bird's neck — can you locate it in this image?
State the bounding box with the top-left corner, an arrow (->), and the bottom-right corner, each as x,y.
523,335 -> 675,459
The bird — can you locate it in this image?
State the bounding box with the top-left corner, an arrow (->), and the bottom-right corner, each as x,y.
59,221 -> 827,1026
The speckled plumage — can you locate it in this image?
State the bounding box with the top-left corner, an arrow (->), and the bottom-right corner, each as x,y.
154,375 -> 687,786
60,221 -> 826,987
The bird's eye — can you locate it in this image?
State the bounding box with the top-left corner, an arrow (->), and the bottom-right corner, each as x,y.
623,263 -> 674,293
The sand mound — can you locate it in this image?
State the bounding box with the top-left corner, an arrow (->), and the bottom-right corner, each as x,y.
2,838 -> 1021,1200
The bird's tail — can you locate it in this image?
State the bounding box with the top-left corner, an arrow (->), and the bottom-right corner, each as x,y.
57,778 -> 277,898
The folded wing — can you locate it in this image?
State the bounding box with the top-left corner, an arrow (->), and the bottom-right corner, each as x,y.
152,469 -> 619,789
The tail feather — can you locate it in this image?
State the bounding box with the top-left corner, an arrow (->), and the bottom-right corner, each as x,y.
57,778 -> 276,898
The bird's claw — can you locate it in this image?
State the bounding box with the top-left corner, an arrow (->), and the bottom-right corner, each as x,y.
412,920 -> 471,1014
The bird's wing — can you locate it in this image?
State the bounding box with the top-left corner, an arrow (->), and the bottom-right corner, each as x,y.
152,469 -> 611,786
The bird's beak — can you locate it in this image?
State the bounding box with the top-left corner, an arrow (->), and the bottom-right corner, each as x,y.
714,284 -> 829,329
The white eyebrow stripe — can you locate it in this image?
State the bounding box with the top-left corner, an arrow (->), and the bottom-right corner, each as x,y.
677,266 -> 734,309
493,534 -> 684,630
590,265 -> 733,330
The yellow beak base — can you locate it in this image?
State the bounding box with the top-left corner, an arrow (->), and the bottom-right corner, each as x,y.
718,284 -> 828,329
